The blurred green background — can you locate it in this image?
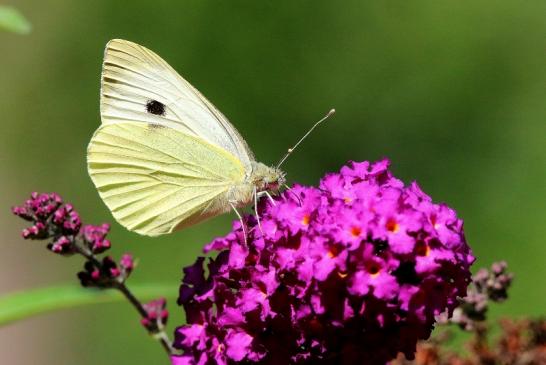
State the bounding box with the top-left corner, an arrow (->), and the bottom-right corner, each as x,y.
1,1 -> 544,364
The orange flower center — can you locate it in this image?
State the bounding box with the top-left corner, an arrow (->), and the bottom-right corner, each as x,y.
415,242 -> 431,257
327,245 -> 341,258
301,214 -> 310,226
386,218 -> 399,233
350,226 -> 362,237
367,262 -> 381,278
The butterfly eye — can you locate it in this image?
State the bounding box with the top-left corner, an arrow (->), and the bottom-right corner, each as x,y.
145,100 -> 166,116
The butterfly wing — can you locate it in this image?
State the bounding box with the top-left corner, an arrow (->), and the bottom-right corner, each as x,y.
87,122 -> 246,236
100,39 -> 255,170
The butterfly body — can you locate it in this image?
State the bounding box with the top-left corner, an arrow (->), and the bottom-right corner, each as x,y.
87,39 -> 285,236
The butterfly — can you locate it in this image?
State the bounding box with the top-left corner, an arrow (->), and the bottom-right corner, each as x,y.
87,39 -> 333,237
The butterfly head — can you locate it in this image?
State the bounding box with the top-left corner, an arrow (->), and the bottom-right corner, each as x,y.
250,162 -> 286,193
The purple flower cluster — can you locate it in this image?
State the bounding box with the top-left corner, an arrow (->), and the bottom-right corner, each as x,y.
171,160 -> 475,365
12,192 -> 134,286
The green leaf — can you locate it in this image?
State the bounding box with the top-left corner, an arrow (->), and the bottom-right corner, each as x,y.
0,6 -> 32,34
0,283 -> 178,327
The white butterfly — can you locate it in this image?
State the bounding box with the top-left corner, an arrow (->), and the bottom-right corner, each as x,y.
87,39 -> 286,236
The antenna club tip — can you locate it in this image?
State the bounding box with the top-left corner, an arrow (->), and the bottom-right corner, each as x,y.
327,108 -> 336,116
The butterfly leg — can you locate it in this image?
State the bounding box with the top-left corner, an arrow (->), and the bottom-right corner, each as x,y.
264,191 -> 277,206
282,184 -> 303,206
254,187 -> 264,236
229,201 -> 247,244
256,190 -> 277,206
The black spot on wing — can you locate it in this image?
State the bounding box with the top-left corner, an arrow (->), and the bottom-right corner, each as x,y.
146,100 -> 166,116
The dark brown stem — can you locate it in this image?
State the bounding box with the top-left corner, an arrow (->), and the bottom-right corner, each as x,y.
116,283 -> 174,355
74,239 -> 174,356
473,322 -> 496,365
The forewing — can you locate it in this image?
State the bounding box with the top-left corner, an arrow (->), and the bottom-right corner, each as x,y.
100,39 -> 254,169
87,122 -> 245,236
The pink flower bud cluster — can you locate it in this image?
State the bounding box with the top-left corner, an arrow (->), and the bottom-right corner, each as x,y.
77,255 -> 135,287
141,298 -> 169,331
444,261 -> 514,331
12,192 -> 134,286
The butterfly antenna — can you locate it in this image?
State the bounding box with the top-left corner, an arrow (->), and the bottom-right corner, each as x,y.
276,108 -> 335,169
